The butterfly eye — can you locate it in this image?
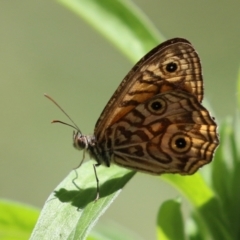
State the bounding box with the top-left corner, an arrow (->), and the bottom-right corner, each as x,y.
148,98 -> 166,114
166,62 -> 178,73
171,133 -> 191,153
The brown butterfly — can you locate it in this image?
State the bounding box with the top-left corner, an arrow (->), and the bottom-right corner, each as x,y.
48,38 -> 219,200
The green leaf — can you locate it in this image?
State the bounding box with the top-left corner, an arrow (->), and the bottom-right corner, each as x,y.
87,222 -> 142,240
161,170 -> 232,239
56,0 -> 164,62
212,119 -> 233,206
0,199 -> 39,240
161,173 -> 214,208
156,198 -> 185,240
196,197 -> 232,240
237,67 -> 240,108
230,114 -> 240,238
30,161 -> 135,240
187,212 -> 211,240
212,114 -> 240,239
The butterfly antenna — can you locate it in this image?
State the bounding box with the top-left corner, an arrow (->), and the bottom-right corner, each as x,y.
44,93 -> 82,134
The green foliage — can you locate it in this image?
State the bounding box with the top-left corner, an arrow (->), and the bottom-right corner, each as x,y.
87,221 -> 143,240
0,199 -> 39,240
2,1 -> 240,239
29,163 -> 135,239
156,198 -> 185,240
57,0 -> 163,62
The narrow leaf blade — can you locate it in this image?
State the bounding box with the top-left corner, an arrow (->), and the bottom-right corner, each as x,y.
30,161 -> 135,240
156,198 -> 185,240
56,0 -> 164,62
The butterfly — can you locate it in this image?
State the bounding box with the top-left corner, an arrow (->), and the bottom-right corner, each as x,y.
47,38 -> 219,200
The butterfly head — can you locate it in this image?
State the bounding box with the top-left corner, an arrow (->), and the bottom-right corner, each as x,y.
73,131 -> 95,151
73,131 -> 86,150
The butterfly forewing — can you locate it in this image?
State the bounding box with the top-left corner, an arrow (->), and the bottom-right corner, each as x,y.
97,90 -> 218,175
95,38 -> 203,143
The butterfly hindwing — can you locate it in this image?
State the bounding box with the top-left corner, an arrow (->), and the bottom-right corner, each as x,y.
100,90 -> 218,174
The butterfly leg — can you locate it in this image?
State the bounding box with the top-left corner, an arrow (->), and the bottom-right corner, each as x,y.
93,163 -> 101,202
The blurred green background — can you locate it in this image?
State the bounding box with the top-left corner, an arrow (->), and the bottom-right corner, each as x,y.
1,1 -> 240,239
